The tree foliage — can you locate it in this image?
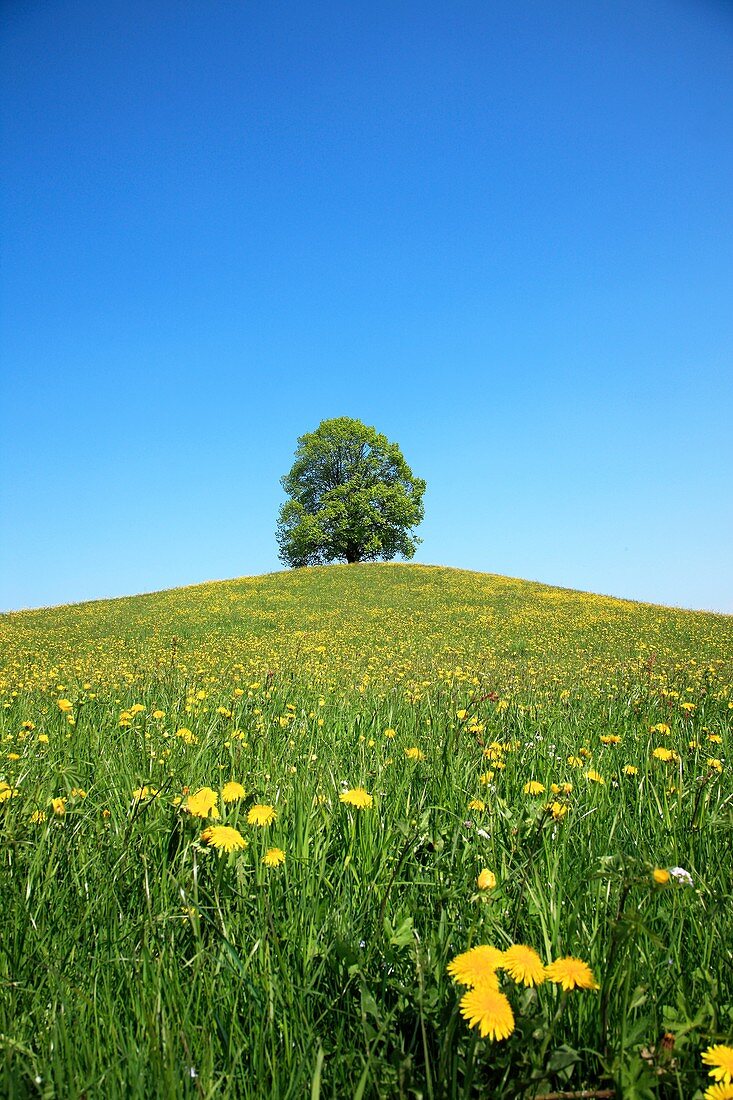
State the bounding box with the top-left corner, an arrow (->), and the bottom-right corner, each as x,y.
277,417 -> 426,567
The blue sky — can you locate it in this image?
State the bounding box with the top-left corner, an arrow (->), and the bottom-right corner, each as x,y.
1,0 -> 732,613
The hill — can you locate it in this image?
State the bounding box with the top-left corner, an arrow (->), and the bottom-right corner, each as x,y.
2,563 -> 731,702
0,563 -> 731,1097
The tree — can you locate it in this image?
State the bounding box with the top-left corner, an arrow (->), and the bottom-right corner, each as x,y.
276,417 -> 426,567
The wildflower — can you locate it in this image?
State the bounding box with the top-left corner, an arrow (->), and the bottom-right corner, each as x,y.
651,723 -> 671,735
57,699 -> 73,713
585,769 -> 605,785
708,733 -> 723,744
622,765 -> 638,776
221,781 -> 246,803
702,1046 -> 733,1084
383,728 -> 396,738
468,798 -> 485,812
339,787 -> 373,810
477,869 -> 496,890
247,803 -> 276,826
29,810 -> 46,824
652,747 -> 679,763
704,1084 -> 733,1100
707,759 -> 723,773
69,788 -> 87,799
545,956 -> 599,991
447,945 -> 504,987
51,797 -> 66,816
456,709 -> 468,720
262,847 -> 286,867
405,747 -> 425,761
0,782 -> 19,803
480,771 -> 494,784
600,734 -> 621,745
567,756 -> 583,768
502,944 -> 546,987
459,986 -> 515,1040
37,734 -> 49,744
668,866 -> 693,886
176,727 -> 198,745
523,781 -> 545,796
200,825 -> 247,853
132,786 -> 158,801
551,782 -> 572,795
7,752 -> 20,761
652,868 -> 671,885
680,702 -> 696,712
152,709 -> 165,719
184,787 -> 220,819
549,801 -> 568,820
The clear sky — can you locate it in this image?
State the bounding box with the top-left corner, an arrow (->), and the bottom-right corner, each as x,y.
1,0 -> 732,614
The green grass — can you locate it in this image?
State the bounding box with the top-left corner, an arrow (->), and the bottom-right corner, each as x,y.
0,564 -> 731,1098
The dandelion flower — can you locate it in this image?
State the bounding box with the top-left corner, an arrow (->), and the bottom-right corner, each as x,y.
405,747 -> 425,761
262,847 -> 286,867
247,803 -> 276,826
51,797 -> 66,816
652,868 -> 671,885
57,698 -> 73,713
545,956 -> 599,991
30,810 -> 47,824
0,782 -> 19,804
200,825 -> 247,853
702,1046 -> 733,1084
600,734 -> 621,745
447,945 -> 504,987
705,1084 -> 733,1099
339,787 -> 373,810
549,801 -> 568,820
459,986 -> 515,1040
477,869 -> 497,890
468,798 -> 485,812
523,781 -> 545,796
384,728 -> 396,738
184,787 -> 220,819
622,765 -> 638,776
652,747 -> 679,763
502,944 -> 546,987
221,781 -> 246,803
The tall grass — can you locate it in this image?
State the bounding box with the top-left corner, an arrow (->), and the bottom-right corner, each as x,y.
0,564 -> 731,1097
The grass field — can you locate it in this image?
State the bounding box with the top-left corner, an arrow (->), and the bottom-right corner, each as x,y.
1,563 -> 731,1098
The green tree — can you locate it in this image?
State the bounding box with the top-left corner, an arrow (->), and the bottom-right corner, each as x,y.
277,417 -> 426,567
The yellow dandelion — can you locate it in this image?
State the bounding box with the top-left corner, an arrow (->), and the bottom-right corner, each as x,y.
37,734 -> 49,744
200,825 -> 247,853
262,847 -> 286,867
468,798 -> 485,812
707,758 -> 723,773
339,787 -> 373,810
705,1084 -> 733,1100
702,1046 -> 733,1084
600,734 -> 621,745
184,787 -> 220,819
652,868 -> 671,885
221,781 -> 246,803
447,945 -> 504,987
176,727 -> 198,745
477,869 -> 497,890
459,986 -> 515,1040
30,809 -> 47,824
622,765 -> 638,776
523,781 -> 546,796
132,785 -> 159,801
567,756 -> 583,768
479,770 -> 494,785
652,747 -> 679,763
501,944 -> 546,987
585,769 -> 605,785
57,698 -> 73,713
0,782 -> 19,803
545,956 -> 599,991
51,797 -> 66,816
405,747 -> 425,761
549,801 -> 568,820
247,803 -> 276,826
383,727 -> 396,738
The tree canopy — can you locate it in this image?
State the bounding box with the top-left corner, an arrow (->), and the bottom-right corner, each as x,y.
276,417 -> 426,567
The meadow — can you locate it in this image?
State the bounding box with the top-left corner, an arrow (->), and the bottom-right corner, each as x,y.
0,563 -> 731,1099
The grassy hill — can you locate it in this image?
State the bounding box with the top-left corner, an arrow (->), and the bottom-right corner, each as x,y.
1,564 -> 731,1098
2,563 -> 731,700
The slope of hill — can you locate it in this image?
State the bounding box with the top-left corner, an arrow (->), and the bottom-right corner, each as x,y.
0,564 -> 731,1097
1,563 -> 731,701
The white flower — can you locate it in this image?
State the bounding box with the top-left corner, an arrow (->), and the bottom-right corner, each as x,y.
668,866 -> 693,886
